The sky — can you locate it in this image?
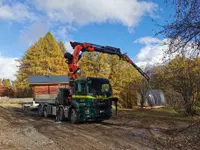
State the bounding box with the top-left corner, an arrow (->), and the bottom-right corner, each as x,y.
0,0 -> 174,80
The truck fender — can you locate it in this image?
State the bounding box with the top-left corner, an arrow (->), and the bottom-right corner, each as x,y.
59,105 -> 65,110
70,101 -> 79,109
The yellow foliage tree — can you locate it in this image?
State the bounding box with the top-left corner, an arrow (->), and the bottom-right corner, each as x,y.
15,32 -> 68,97
79,53 -> 141,108
155,56 -> 200,114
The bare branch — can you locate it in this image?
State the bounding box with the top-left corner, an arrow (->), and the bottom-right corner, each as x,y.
160,0 -> 200,58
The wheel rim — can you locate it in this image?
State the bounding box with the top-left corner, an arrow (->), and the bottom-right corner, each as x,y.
44,109 -> 47,118
38,106 -> 42,116
71,110 -> 76,122
59,109 -> 63,120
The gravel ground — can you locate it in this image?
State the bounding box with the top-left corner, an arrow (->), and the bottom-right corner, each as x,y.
0,105 -> 199,150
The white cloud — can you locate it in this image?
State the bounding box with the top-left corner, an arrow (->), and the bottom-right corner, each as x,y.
0,56 -> 19,80
134,36 -> 198,69
134,37 -> 169,67
53,25 -> 77,41
135,36 -> 162,45
34,0 -> 157,27
0,0 -> 158,46
0,3 -> 37,22
19,22 -> 50,46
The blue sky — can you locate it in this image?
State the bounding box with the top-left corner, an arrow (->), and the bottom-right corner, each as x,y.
0,0 -> 174,80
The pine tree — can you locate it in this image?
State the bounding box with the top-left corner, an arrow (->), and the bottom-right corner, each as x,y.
58,41 -> 67,54
15,32 -> 68,90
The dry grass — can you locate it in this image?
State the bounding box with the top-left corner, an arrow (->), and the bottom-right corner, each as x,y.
0,103 -> 22,108
0,98 -> 33,104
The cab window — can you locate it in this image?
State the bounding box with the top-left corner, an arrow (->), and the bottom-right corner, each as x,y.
78,82 -> 87,95
73,82 -> 78,95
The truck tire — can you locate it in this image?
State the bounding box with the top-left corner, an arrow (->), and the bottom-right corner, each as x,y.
59,108 -> 65,121
43,107 -> 48,118
38,105 -> 44,117
70,108 -> 78,124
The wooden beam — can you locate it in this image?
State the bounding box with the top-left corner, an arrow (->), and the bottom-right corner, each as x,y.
48,85 -> 50,94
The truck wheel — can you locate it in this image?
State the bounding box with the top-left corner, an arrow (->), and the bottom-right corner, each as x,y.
59,108 -> 65,121
70,108 -> 78,124
43,107 -> 48,118
38,105 -> 44,117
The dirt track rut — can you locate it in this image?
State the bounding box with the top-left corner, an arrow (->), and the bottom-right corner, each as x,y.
0,106 -> 196,150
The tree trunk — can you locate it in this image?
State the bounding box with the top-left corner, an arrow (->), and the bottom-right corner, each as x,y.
184,99 -> 196,115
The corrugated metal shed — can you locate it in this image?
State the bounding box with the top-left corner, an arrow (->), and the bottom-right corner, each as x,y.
28,76 -> 70,85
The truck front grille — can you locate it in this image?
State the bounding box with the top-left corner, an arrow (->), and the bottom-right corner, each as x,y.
93,99 -> 111,109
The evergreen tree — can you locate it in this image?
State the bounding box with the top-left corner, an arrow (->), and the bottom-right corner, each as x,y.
58,41 -> 67,54
15,32 -> 68,90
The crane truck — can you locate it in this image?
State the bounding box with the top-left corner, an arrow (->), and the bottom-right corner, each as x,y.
36,41 -> 150,124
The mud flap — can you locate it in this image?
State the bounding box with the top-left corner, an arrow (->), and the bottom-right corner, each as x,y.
111,98 -> 118,116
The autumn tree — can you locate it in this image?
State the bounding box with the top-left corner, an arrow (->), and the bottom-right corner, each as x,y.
78,52 -> 110,78
107,55 -> 141,108
0,79 -> 15,97
0,79 -> 2,86
2,79 -> 11,87
160,0 -> 200,57
78,53 -> 142,108
155,56 -> 200,114
15,32 -> 68,97
158,1 -> 200,111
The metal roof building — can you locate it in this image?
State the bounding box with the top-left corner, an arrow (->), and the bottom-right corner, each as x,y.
28,75 -> 70,85
28,76 -> 69,101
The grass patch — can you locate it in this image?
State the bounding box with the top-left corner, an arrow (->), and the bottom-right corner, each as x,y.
136,108 -> 200,122
116,106 -> 200,124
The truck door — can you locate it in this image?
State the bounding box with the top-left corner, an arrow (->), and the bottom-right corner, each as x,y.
73,80 -> 89,106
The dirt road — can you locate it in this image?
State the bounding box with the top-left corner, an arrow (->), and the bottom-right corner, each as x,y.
0,105 -> 199,150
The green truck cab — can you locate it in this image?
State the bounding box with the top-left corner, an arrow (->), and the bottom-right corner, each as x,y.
68,77 -> 113,123
37,77 -> 117,124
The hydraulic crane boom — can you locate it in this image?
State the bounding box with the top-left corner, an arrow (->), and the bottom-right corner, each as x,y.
64,41 -> 150,81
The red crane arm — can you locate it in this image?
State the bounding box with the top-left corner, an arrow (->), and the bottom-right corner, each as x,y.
64,42 -> 95,79
64,41 -> 150,81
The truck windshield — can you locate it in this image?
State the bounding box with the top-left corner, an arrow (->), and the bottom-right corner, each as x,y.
88,79 -> 112,97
